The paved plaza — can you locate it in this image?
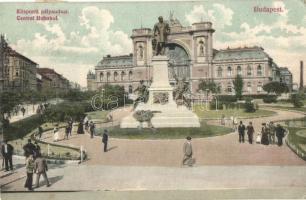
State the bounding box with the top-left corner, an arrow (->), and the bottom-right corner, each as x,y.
1,107 -> 306,197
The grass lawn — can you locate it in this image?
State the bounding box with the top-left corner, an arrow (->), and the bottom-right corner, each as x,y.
193,105 -> 276,119
95,121 -> 232,139
7,121 -> 80,160
287,127 -> 306,157
262,105 -> 306,113
86,110 -> 109,121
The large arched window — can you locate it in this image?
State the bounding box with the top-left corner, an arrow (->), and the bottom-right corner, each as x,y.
106,72 -> 110,82
114,71 -> 118,81
257,65 -> 263,76
128,71 -> 133,80
100,72 -> 104,81
237,66 -> 242,76
121,71 -> 125,81
247,65 -> 252,76
217,66 -> 222,78
227,66 -> 232,77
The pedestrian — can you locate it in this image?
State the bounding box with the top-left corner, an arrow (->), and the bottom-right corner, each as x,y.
33,142 -> 41,159
266,122 -> 271,144
261,123 -> 269,145
68,118 -> 73,136
233,116 -> 238,131
269,122 -> 276,144
34,153 -> 50,188
89,121 -> 95,138
182,136 -> 193,167
24,154 -> 35,191
256,132 -> 261,144
238,121 -> 246,143
221,114 -> 225,126
77,120 -> 84,134
23,139 -> 36,158
65,125 -> 70,140
84,115 -> 89,132
230,116 -> 234,130
1,140 -> 14,171
21,107 -> 26,116
246,122 -> 254,144
102,129 -> 109,152
38,126 -> 43,139
276,124 -> 286,146
53,125 -> 60,142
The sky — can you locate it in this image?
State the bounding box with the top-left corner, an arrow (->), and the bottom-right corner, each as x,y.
0,0 -> 305,87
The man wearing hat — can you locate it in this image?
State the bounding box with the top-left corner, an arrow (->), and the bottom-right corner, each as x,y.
182,136 -> 193,167
102,129 -> 109,152
1,140 -> 14,171
23,139 -> 36,158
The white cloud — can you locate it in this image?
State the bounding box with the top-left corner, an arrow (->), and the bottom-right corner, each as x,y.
12,6 -> 133,87
185,4 -> 233,29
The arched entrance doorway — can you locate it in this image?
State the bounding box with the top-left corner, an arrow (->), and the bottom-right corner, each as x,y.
165,43 -> 191,86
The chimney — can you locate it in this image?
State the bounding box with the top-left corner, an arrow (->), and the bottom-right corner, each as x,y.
300,61 -> 304,90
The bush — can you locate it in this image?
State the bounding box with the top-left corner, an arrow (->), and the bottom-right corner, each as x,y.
244,98 -> 256,113
3,114 -> 44,141
291,93 -> 305,108
216,95 -> 237,103
263,95 -> 278,103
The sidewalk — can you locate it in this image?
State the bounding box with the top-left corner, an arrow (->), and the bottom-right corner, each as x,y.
1,159 -> 306,192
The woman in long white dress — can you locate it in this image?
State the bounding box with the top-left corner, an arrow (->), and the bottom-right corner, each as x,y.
53,127 -> 59,142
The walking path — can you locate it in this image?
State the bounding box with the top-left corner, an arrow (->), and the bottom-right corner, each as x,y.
41,108 -> 305,166
1,107 -> 306,193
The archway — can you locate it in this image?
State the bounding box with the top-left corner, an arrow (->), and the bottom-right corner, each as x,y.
165,43 -> 191,86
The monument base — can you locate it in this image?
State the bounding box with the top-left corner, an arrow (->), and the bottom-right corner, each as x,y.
120,55 -> 200,128
120,103 -> 200,128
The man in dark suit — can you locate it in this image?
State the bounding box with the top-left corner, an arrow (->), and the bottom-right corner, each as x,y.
23,139 -> 36,158
238,121 -> 246,143
102,129 -> 109,152
1,140 -> 14,171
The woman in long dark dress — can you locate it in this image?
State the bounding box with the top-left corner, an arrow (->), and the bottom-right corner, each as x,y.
77,121 -> 84,134
261,123 -> 269,145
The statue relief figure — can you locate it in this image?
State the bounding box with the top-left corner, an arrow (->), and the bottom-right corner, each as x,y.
152,16 -> 170,56
199,40 -> 205,56
137,45 -> 144,60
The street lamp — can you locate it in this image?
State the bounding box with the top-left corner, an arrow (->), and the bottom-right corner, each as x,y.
205,89 -> 209,110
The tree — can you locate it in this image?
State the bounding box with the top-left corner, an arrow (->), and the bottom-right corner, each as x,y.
233,75 -> 244,100
198,79 -> 220,94
291,92 -> 305,108
263,82 -> 289,95
0,91 -> 22,122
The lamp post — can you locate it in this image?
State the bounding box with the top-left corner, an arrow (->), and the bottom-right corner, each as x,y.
205,89 -> 209,110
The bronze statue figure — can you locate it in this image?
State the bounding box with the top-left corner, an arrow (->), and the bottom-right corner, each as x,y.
152,16 -> 170,56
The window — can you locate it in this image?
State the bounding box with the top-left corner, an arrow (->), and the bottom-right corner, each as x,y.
100,72 -> 104,81
257,65 -> 262,76
237,66 -> 242,76
128,71 -> 133,80
217,67 -> 222,78
106,72 -> 110,82
247,65 -> 252,76
114,71 -> 118,81
247,82 -> 252,93
128,85 -> 133,93
257,82 -> 262,93
121,71 -> 125,81
227,66 -> 232,77
227,82 -> 232,93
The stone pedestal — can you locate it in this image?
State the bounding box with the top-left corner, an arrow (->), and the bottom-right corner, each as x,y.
120,56 -> 200,128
